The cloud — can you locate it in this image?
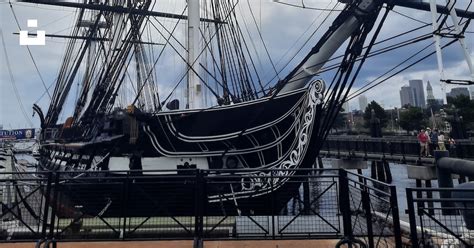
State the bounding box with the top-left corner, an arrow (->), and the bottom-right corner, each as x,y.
347,58 -> 473,110
1,0 -> 473,128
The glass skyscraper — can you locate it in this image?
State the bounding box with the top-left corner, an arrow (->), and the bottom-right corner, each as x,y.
409,80 -> 426,108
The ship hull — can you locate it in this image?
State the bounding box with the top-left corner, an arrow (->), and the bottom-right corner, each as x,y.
50,170 -> 313,217
39,80 -> 326,217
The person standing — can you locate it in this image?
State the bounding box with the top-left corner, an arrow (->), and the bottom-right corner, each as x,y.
438,131 -> 446,151
430,129 -> 439,151
448,137 -> 457,157
417,129 -> 429,157
426,128 -> 432,155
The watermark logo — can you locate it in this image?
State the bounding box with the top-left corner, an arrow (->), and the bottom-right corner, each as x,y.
19,19 -> 45,46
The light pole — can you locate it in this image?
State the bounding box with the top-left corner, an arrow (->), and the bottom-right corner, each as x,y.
390,107 -> 394,132
395,118 -> 399,133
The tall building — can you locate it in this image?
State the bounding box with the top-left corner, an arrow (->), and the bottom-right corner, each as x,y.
426,81 -> 435,101
400,85 -> 415,107
342,101 -> 350,113
447,87 -> 470,99
409,80 -> 426,108
358,95 -> 368,111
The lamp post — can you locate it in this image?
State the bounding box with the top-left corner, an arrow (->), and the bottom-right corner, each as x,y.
390,107 -> 394,132
395,118 -> 399,133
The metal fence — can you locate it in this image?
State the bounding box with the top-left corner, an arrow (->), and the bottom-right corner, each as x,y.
406,188 -> 474,248
1,168 -> 402,247
338,170 -> 402,248
322,137 -> 474,160
0,172 -> 50,241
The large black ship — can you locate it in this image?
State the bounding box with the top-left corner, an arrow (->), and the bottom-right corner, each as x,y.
19,0 -> 472,217
29,0 -> 383,216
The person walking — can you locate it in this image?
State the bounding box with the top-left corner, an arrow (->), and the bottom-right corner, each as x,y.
438,131 -> 446,151
417,129 -> 429,157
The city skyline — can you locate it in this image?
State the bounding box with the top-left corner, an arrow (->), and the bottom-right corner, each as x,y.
447,87 -> 470,99
399,78 -> 472,109
358,95 -> 368,112
409,80 -> 426,108
400,85 -> 415,107
426,81 -> 435,101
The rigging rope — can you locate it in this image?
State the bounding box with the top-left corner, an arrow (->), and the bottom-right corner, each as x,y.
346,40 -> 458,102
274,0 -> 343,11
263,1 -> 340,89
390,9 -> 430,25
132,6 -> 189,107
147,1 -> 248,107
9,1 -> 52,101
246,0 -> 280,81
1,28 -> 34,127
147,20 -> 221,99
346,0 -> 471,98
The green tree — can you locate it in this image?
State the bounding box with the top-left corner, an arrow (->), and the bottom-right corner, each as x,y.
332,108 -> 346,132
446,95 -> 474,131
332,113 -> 345,131
363,101 -> 388,128
399,107 -> 427,133
426,99 -> 442,113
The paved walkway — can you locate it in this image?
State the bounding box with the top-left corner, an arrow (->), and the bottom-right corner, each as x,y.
2,240 -> 339,248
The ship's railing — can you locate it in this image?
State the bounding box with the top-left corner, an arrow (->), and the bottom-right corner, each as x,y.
42,128 -> 60,142
0,168 -> 402,247
406,188 -> 474,248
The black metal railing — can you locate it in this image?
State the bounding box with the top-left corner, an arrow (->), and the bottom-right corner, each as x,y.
322,136 -> 474,160
406,188 -> 474,248
1,168 -> 402,247
0,171 -> 51,241
337,170 -> 402,248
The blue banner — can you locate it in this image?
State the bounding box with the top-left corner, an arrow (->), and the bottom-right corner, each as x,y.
0,129 -> 36,140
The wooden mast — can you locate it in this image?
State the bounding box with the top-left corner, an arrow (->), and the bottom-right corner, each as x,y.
187,0 -> 202,109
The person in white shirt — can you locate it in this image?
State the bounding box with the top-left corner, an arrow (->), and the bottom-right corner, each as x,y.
438,131 -> 446,151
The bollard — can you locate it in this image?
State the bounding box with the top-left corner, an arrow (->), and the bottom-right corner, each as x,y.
438,157 -> 474,176
371,160 -> 390,183
376,161 -> 386,182
452,182 -> 474,230
435,150 -> 454,215
383,160 -> 392,183
436,155 -> 474,216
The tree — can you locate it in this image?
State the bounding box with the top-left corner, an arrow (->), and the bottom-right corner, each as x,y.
446,95 -> 474,131
426,99 -> 442,113
363,101 -> 388,128
332,108 -> 346,132
399,107 -> 427,133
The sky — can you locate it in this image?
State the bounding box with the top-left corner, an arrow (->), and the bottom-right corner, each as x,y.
1,0 -> 473,129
